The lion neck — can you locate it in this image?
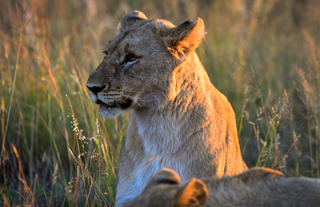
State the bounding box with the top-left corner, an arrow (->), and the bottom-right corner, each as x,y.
166,53 -> 211,107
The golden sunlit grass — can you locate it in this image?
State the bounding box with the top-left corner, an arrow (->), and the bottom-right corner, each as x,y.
1,0 -> 320,206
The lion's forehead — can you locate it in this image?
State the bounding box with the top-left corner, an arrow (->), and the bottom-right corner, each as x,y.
104,19 -> 172,55
103,32 -> 129,55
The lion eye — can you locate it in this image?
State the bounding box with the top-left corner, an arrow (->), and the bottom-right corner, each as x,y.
125,53 -> 138,62
122,53 -> 139,69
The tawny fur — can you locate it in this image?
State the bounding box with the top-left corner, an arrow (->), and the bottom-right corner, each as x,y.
127,168 -> 320,207
86,11 -> 247,206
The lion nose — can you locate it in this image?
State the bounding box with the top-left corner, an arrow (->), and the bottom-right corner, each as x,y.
86,83 -> 105,95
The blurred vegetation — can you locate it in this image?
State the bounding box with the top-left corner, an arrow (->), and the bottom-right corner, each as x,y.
1,0 -> 320,206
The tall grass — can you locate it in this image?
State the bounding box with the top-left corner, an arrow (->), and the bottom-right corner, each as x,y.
1,0 -> 320,206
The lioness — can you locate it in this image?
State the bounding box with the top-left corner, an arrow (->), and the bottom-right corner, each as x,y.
86,11 -> 247,205
127,168 -> 320,207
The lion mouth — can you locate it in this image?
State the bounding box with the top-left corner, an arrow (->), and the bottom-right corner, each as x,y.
96,98 -> 133,110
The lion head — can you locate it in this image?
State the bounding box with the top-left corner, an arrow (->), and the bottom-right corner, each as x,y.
86,11 -> 205,117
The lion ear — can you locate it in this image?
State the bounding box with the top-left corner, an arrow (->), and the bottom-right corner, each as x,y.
120,10 -> 148,31
143,168 -> 181,191
173,179 -> 208,207
163,18 -> 205,56
154,168 -> 181,184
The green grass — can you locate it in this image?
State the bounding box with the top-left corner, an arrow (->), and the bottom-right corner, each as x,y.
1,0 -> 320,206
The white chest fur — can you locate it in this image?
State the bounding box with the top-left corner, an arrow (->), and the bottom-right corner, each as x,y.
116,113 -> 187,202
117,151 -> 185,204
136,113 -> 184,156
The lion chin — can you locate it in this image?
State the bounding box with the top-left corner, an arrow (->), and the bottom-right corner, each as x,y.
98,98 -> 133,117
99,104 -> 122,117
